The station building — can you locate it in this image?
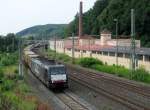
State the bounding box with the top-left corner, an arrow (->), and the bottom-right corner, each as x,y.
49,29 -> 150,72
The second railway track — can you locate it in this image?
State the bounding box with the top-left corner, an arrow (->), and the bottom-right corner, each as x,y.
66,64 -> 150,110
67,64 -> 150,97
55,91 -> 94,110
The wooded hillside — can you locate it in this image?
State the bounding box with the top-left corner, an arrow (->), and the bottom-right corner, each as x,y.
17,24 -> 67,39
65,0 -> 150,47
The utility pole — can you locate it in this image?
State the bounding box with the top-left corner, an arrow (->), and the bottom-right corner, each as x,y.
114,18 -> 118,67
130,9 -> 136,75
19,38 -> 23,79
88,38 -> 92,57
54,36 -> 56,60
42,33 -> 45,56
72,33 -> 75,64
12,36 -> 15,52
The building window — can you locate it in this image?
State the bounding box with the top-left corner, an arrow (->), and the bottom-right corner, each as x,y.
92,51 -> 97,54
67,48 -> 71,51
109,52 -> 115,56
145,55 -> 150,62
103,52 -> 108,56
138,55 -> 143,61
125,53 -> 130,58
118,53 -> 123,57
75,49 -> 80,52
83,50 -> 86,53
97,51 -> 102,55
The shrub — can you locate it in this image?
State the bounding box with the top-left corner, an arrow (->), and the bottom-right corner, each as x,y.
91,64 -> 129,77
1,80 -> 15,91
115,67 -> 129,78
18,83 -> 32,93
0,94 -> 18,110
14,68 -> 18,74
0,69 -> 4,83
91,64 -> 116,74
0,69 -> 4,79
0,53 -> 18,66
57,53 -> 71,62
130,68 -> 150,83
78,58 -> 103,67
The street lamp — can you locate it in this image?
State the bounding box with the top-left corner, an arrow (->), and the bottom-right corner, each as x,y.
114,18 -> 118,67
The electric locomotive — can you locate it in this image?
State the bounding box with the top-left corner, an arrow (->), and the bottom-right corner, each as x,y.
24,45 -> 68,89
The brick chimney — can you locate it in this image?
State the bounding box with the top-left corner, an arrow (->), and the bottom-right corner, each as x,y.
79,1 -> 83,38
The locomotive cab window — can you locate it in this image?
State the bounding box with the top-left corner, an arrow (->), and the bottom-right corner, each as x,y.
50,67 -> 65,75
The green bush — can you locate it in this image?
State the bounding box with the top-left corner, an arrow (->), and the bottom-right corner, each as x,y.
77,58 -> 103,67
130,68 -> 150,83
56,53 -> 71,62
48,49 -> 72,63
0,94 -> 18,110
1,80 -> 15,91
115,67 -> 129,78
0,92 -> 36,110
14,68 -> 18,74
0,69 -> 4,80
18,83 -> 32,93
91,64 -> 116,74
0,53 -> 18,66
91,64 -> 150,83
91,64 -> 130,77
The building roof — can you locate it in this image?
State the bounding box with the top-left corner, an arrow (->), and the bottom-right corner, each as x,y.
65,43 -> 150,56
67,36 -> 79,40
79,35 -> 94,39
65,44 -> 112,51
99,46 -> 150,56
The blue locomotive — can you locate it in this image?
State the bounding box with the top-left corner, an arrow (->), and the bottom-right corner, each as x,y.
24,46 -> 68,89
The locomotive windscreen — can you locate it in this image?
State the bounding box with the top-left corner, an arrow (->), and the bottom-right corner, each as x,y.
50,67 -> 65,75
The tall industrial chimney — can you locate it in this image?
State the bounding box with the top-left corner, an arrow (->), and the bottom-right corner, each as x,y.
79,1 -> 83,38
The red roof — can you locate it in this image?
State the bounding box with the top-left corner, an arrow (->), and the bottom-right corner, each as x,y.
79,35 -> 94,39
65,44 -> 112,51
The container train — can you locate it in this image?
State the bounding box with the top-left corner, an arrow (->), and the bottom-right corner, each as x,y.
23,44 -> 68,89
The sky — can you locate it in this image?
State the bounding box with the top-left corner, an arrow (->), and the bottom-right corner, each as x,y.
0,0 -> 96,35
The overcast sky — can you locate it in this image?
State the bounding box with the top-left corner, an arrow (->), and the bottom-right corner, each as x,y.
0,0 -> 96,35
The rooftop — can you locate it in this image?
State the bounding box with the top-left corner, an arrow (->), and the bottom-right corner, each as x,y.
65,44 -> 150,56
100,46 -> 150,56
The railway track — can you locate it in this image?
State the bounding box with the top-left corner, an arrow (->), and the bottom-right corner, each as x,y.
55,91 -> 93,110
66,64 -> 150,110
24,59 -> 96,110
67,64 -> 150,96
